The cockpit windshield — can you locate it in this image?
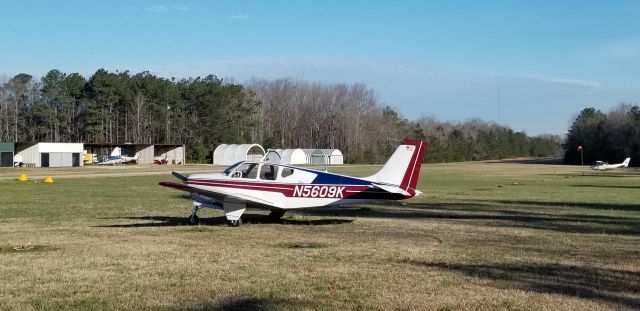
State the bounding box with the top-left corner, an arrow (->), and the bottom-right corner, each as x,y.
222,161 -> 244,175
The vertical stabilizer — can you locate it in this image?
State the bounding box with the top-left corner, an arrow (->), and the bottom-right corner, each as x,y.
111,147 -> 122,157
623,157 -> 631,167
365,139 -> 427,191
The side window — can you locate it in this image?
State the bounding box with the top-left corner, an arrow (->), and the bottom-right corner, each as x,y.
259,164 -> 278,180
235,163 -> 258,179
281,168 -> 294,178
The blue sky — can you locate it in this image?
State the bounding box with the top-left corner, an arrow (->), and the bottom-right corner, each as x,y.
1,1 -> 639,135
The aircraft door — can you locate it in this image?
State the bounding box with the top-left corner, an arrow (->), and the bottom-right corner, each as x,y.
259,164 -> 279,181
233,163 -> 259,179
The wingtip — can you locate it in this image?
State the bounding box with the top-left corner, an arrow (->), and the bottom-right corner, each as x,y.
171,171 -> 188,181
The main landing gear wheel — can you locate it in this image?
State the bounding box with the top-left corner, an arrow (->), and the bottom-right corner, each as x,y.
227,218 -> 242,227
188,214 -> 199,225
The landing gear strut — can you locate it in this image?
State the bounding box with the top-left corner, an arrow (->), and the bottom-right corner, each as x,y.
188,206 -> 199,225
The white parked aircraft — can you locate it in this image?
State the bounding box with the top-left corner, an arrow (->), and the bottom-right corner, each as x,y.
121,152 -> 139,164
160,139 -> 427,226
96,147 -> 123,165
96,147 -> 139,165
592,157 -> 631,171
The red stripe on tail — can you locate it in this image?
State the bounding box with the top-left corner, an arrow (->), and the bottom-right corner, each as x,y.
399,139 -> 427,191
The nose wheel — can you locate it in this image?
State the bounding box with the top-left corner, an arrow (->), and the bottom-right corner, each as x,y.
227,218 -> 242,227
188,214 -> 199,225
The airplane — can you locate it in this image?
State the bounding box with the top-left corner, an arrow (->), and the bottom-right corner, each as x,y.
592,157 -> 631,171
121,152 -> 139,164
96,147 -> 123,166
160,139 -> 427,226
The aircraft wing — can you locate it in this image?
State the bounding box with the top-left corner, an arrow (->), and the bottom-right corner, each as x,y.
159,182 -> 277,207
596,161 -> 605,165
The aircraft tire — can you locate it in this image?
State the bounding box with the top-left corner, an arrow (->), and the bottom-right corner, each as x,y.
227,219 -> 241,227
188,214 -> 199,225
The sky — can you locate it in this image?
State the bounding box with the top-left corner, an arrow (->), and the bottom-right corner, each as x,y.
1,0 -> 639,135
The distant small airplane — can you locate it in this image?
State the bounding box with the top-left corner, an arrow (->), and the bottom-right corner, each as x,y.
96,147 -> 123,165
160,139 -> 427,226
121,152 -> 139,164
592,157 -> 631,171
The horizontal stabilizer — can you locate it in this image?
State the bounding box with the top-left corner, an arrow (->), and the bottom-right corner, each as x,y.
172,171 -> 188,181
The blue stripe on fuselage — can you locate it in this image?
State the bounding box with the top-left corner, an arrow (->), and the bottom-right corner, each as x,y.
306,169 -> 372,186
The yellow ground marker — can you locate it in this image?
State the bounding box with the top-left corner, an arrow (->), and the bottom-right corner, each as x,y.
17,174 -> 28,182
44,176 -> 54,183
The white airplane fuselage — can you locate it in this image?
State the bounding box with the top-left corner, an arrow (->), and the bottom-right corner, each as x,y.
592,157 -> 631,171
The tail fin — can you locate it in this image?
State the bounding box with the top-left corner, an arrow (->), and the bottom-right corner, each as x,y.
365,139 -> 427,191
110,147 -> 121,157
623,157 -> 631,167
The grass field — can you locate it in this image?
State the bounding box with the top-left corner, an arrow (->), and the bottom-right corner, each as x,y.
1,162 -> 639,310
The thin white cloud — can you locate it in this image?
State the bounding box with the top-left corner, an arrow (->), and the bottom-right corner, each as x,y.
228,14 -> 249,20
513,74 -> 602,89
120,6 -> 137,13
146,5 -> 191,13
92,57 -> 640,136
600,39 -> 640,59
147,5 -> 169,12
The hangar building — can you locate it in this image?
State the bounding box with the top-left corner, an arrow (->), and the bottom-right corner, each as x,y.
15,143 -> 84,167
154,144 -> 186,164
213,144 -> 265,165
266,148 -> 344,165
83,143 -> 185,164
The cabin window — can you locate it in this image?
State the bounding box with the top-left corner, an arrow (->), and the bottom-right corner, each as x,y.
281,168 -> 294,178
236,163 -> 258,179
259,164 -> 278,180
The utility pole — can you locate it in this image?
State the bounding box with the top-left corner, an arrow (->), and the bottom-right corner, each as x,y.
166,105 -> 170,143
578,145 -> 583,166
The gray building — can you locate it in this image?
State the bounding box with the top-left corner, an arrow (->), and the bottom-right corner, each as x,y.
0,142 -> 14,167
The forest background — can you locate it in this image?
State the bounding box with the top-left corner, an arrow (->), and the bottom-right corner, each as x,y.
1,69 -> 636,165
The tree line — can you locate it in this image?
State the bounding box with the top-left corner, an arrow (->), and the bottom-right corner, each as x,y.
247,78 -> 562,163
564,104 -> 640,166
1,70 -> 561,163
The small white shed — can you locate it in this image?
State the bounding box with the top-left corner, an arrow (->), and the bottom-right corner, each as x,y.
213,144 -> 265,165
266,149 -> 307,165
326,149 -> 344,165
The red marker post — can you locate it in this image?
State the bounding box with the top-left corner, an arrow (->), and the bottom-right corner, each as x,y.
578,145 -> 583,166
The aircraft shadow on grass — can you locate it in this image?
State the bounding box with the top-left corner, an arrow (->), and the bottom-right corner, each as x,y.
404,260 -> 640,309
98,214 -> 353,228
571,184 -> 640,189
183,297 -> 319,311
541,173 -> 640,178
296,201 -> 640,236
98,200 -> 639,234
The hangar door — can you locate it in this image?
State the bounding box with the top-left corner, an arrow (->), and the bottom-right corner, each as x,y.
0,152 -> 12,167
0,142 -> 14,167
41,153 -> 81,167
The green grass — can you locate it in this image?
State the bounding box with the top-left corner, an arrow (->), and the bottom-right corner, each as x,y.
0,162 -> 639,310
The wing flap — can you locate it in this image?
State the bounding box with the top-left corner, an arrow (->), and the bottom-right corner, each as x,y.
159,181 -> 276,207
